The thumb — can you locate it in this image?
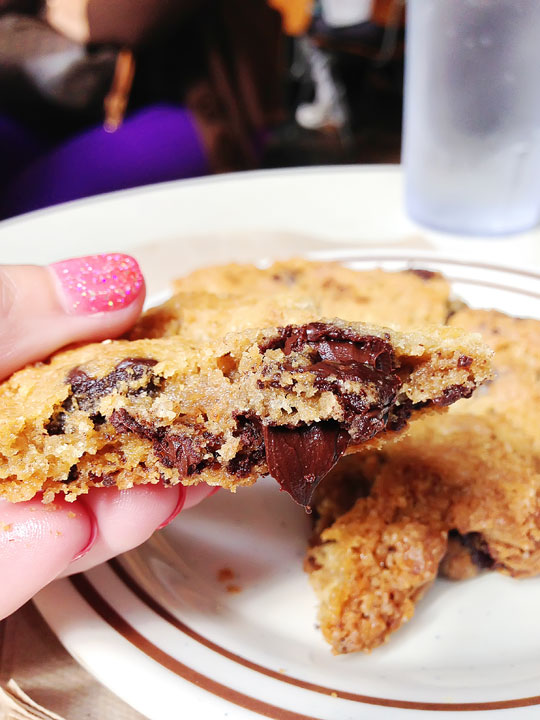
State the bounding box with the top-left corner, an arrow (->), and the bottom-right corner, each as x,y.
0,253 -> 145,380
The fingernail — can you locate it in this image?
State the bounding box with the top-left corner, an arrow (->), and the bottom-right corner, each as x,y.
157,487 -> 186,529
71,504 -> 98,562
50,253 -> 144,315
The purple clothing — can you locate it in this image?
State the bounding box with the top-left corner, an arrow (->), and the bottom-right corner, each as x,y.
0,116 -> 47,193
0,105 -> 209,219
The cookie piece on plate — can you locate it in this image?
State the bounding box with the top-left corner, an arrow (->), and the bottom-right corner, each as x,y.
0,319 -> 491,505
172,259 -> 455,329
441,308 -> 540,576
305,440 -> 450,654
306,310 -> 540,653
306,411 -> 540,654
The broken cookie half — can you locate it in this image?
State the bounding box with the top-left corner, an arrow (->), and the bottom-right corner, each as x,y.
305,309 -> 540,654
0,318 -> 492,505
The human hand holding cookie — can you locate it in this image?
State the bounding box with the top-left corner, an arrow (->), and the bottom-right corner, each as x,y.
0,254 -> 214,621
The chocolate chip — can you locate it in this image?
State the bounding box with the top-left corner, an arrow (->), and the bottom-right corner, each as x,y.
62,465 -> 79,483
115,358 -> 158,373
257,324 -> 408,505
154,434 -> 199,474
67,358 -> 161,412
407,269 -> 438,281
296,337 -> 401,444
269,328 -> 402,445
348,409 -> 391,443
89,471 -> 117,487
66,369 -> 97,409
46,412 -> 67,436
110,408 -> 157,441
433,384 -> 473,407
315,339 -> 394,373
450,530 -> 495,570
263,422 -> 350,509
271,270 -> 299,286
110,409 -> 221,477
228,415 -> 265,477
458,355 -> 473,368
259,322 -> 393,358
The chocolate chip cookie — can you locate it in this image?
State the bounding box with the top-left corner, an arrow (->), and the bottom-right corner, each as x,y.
171,259 -> 455,330
0,316 -> 491,506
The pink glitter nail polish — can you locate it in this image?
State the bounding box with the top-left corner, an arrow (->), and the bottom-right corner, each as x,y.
50,253 -> 144,315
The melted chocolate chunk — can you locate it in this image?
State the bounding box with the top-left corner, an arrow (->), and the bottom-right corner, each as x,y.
258,324 -> 406,505
228,415 -> 265,477
263,422 -> 349,509
348,408 -> 391,442
309,356 -> 396,387
316,339 -> 393,372
154,433 -> 208,475
433,384 -> 473,407
387,399 -> 414,433
110,408 -> 156,440
260,325 -> 402,451
457,355 -> 473,368
259,322 -> 392,358
67,358 -> 160,411
110,409 -> 221,477
294,334 -> 401,445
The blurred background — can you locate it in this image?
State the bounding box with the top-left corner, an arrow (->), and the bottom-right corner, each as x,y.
0,0 -> 404,220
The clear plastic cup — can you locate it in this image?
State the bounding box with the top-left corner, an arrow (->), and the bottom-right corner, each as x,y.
403,0 -> 540,235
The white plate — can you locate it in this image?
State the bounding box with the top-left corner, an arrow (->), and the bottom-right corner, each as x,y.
2,167 -> 540,720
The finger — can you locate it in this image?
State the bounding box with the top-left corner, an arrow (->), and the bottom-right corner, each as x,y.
0,496 -> 92,620
183,484 -> 220,510
0,253 -> 145,380
62,483 -> 184,575
63,483 -> 218,576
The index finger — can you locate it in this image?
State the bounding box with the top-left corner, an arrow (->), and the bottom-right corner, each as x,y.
0,496 -> 92,620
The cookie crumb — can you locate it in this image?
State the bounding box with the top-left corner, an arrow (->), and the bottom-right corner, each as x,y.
226,584 -> 242,594
1,523 -> 12,532
331,692 -> 338,698
67,511 -> 77,519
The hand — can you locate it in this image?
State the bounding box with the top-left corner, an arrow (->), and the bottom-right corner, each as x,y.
0,254 -> 215,620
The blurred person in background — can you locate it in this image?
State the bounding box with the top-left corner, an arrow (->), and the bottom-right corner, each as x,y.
295,0 -> 404,132
0,0 -> 285,218
263,0 -> 404,168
